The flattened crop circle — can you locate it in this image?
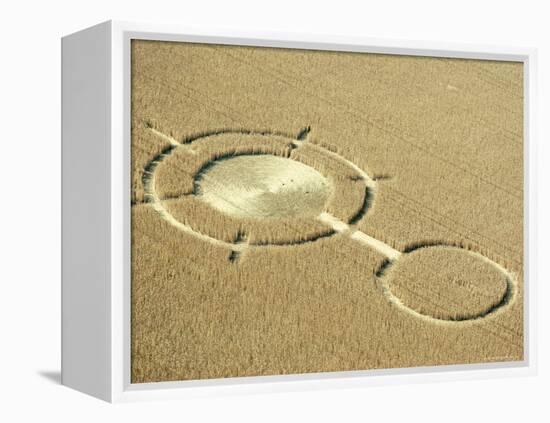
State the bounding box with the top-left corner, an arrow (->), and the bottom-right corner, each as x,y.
195,154 -> 332,219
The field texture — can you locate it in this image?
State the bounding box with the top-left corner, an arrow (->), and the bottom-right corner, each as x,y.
131,40 -> 523,383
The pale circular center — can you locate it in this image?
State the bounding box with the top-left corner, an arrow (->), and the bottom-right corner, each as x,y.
195,155 -> 332,219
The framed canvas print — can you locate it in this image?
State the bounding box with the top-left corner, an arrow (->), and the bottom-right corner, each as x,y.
61,21 -> 537,402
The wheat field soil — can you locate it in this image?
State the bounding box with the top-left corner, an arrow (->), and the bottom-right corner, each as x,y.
131,40 -> 524,383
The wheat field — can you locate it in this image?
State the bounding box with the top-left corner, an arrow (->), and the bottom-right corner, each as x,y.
131,40 -> 523,383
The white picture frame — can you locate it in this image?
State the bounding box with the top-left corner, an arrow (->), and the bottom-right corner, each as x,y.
61,20 -> 537,403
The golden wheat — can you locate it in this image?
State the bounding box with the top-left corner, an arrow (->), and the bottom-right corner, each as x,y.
130,39 -> 524,383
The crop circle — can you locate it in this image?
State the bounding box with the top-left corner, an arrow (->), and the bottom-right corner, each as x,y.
149,130 -> 370,246
379,246 -> 513,321
195,154 -> 332,219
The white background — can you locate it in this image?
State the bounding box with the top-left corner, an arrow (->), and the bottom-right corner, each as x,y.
0,0 -> 547,421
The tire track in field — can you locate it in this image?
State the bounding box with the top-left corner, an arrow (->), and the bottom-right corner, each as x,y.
214,48 -> 523,197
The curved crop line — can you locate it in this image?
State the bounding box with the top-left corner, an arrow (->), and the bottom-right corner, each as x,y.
373,244 -> 518,325
248,229 -> 336,247
192,149 -> 293,196
142,148 -> 244,252
142,126 -> 344,251
142,126 -> 518,325
179,127 -> 376,190
304,142 -> 377,189
348,186 -> 374,225
181,127 -> 299,146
